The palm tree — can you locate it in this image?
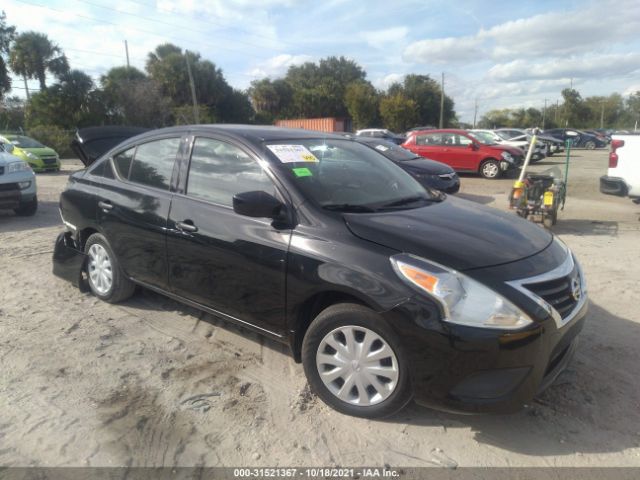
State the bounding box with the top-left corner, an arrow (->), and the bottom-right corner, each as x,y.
9,31 -> 69,97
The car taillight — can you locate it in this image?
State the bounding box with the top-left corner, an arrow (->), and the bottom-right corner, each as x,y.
609,139 -> 625,168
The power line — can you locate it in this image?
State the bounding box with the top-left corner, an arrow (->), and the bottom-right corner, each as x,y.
12,0 -> 267,60
73,0 -> 284,53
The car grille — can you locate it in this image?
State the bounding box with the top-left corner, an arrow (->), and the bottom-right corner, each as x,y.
0,182 -> 18,191
42,156 -> 58,165
522,266 -> 581,319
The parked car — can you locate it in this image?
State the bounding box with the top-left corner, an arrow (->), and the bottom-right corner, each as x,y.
469,129 -> 545,162
543,129 -> 606,149
354,137 -> 460,194
583,130 -> 611,144
600,133 -> 640,203
54,125 -> 587,418
495,128 -> 563,156
0,139 -> 38,215
0,134 -> 60,172
402,129 -> 523,179
355,128 -> 405,145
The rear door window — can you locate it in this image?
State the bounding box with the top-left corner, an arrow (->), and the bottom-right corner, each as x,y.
128,138 -> 181,190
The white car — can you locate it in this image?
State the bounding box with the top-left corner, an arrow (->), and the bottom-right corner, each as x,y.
355,129 -> 405,144
0,140 -> 38,216
470,129 -> 545,162
600,133 -> 640,203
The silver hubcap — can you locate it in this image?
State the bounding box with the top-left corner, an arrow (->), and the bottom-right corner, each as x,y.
316,326 -> 399,406
483,162 -> 499,178
88,244 -> 113,295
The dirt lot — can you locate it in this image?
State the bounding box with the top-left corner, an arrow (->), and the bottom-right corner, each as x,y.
1,150 -> 640,468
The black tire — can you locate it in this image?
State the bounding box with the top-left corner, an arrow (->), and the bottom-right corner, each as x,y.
584,141 -> 596,150
301,303 -> 412,418
479,158 -> 501,179
84,233 -> 135,303
14,196 -> 38,216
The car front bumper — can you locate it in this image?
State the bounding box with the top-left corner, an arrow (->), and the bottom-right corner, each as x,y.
0,170 -> 37,209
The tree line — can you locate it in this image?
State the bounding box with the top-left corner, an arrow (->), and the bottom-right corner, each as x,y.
0,11 -> 457,155
477,88 -> 640,130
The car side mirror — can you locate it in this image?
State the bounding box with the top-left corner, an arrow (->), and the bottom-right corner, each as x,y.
233,191 -> 284,219
469,142 -> 479,150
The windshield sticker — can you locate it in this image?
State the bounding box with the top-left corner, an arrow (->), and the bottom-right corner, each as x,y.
267,144 -> 319,163
292,167 -> 313,177
375,145 -> 389,152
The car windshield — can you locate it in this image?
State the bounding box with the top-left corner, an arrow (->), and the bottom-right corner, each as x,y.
468,131 -> 497,145
265,139 -> 440,212
8,136 -> 45,148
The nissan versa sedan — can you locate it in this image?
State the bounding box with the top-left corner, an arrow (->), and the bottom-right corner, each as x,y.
53,125 -> 588,418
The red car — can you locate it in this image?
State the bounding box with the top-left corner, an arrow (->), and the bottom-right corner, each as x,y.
402,129 -> 523,179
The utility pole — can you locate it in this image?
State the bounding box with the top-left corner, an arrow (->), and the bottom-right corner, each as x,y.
185,50 -> 200,124
124,40 -> 130,68
555,99 -> 559,123
542,98 -> 547,129
472,97 -> 478,128
600,99 -> 605,129
439,72 -> 445,128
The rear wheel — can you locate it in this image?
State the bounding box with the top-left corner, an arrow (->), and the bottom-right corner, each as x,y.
85,233 -> 135,303
14,196 -> 38,216
480,159 -> 501,179
302,303 -> 412,418
584,141 -> 596,150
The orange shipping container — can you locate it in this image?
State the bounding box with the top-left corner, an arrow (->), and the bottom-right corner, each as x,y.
274,117 -> 347,133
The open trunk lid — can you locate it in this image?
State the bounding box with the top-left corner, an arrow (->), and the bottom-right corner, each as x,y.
71,126 -> 149,166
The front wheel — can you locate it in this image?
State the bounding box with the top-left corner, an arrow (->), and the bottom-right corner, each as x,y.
584,141 -> 596,150
301,303 -> 412,418
480,159 -> 501,179
84,233 -> 135,303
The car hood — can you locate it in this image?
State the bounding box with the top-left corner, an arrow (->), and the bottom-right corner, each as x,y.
19,147 -> 57,157
0,152 -> 24,166
72,126 -> 149,166
343,196 -> 553,271
400,157 -> 454,174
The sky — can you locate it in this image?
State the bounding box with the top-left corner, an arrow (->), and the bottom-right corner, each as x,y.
3,0 -> 640,122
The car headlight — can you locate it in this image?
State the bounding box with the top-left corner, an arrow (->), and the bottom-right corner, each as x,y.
18,181 -> 31,189
501,151 -> 513,162
25,151 -> 38,159
7,161 -> 32,173
391,254 -> 533,329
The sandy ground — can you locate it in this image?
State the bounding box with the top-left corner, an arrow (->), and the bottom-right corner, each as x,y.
1,150 -> 640,468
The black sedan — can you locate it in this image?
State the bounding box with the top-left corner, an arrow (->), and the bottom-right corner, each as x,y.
354,137 -> 460,194
544,128 -> 606,149
54,125 -> 587,418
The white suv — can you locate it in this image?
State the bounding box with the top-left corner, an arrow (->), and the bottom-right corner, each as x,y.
0,140 -> 38,216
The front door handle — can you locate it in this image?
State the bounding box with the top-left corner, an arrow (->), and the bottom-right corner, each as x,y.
98,200 -> 113,211
176,220 -> 198,233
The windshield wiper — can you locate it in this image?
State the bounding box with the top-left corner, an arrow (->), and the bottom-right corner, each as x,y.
322,203 -> 376,213
379,195 -> 431,209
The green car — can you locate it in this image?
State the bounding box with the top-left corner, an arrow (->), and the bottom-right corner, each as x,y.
0,134 -> 61,172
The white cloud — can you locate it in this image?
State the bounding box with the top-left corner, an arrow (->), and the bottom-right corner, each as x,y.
405,0 -> 640,64
624,84 -> 640,96
360,27 -> 408,49
403,36 -> 482,64
373,73 -> 405,90
248,54 -> 313,79
487,53 -> 640,82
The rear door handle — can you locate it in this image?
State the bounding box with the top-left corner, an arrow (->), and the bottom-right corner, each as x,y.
98,200 -> 113,211
176,220 -> 198,233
